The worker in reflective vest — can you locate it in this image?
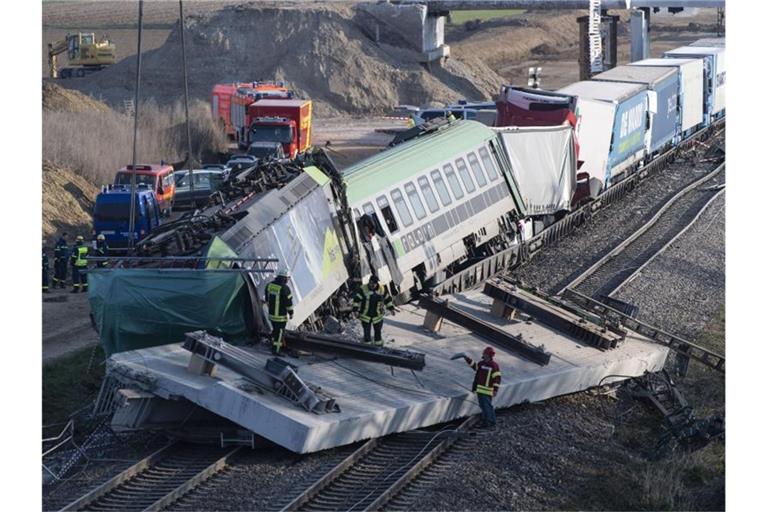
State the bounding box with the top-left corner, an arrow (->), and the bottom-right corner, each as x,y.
70,235 -> 89,293
265,268 -> 294,355
53,232 -> 68,288
353,275 -> 395,345
42,245 -> 50,293
464,347 -> 501,429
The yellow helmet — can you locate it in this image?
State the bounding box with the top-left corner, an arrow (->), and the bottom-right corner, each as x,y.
76,235 -> 84,242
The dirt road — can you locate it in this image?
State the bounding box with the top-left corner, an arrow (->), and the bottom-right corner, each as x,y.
43,289 -> 99,362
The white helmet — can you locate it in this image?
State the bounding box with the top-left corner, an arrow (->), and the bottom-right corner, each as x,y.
277,267 -> 290,278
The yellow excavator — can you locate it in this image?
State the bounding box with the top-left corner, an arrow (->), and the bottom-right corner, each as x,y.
48,33 -> 116,79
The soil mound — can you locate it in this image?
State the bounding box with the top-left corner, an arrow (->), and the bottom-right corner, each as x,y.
42,161 -> 98,242
43,82 -> 111,113
59,3 -> 505,116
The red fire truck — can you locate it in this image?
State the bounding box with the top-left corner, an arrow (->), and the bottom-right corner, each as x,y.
211,81 -> 294,137
211,82 -> 312,158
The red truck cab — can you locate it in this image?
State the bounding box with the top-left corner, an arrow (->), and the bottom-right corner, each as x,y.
114,164 -> 176,216
245,99 -> 312,158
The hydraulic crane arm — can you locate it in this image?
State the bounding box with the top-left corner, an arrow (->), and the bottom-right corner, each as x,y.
48,38 -> 68,79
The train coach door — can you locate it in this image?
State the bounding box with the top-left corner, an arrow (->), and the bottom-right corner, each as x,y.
359,202 -> 403,285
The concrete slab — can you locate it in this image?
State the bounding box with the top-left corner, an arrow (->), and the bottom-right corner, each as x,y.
108,290 -> 668,453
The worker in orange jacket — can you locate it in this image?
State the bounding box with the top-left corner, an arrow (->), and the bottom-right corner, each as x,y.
464,346 -> 501,429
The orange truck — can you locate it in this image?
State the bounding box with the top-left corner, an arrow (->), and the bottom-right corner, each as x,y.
114,164 -> 176,216
244,99 -> 312,159
211,81 -> 294,138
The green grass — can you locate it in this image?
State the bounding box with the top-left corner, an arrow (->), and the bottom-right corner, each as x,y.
43,344 -> 105,428
449,9 -> 524,25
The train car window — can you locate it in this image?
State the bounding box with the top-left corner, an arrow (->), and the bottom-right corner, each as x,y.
362,202 -> 386,237
404,182 -> 427,220
443,164 -> 465,199
376,195 -> 399,234
390,189 -> 414,227
478,147 -> 499,181
430,170 -> 453,206
454,158 -> 476,193
466,152 -> 488,187
418,176 -> 440,213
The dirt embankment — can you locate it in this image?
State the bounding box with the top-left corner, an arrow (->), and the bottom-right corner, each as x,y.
42,160 -> 98,243
56,3 -> 506,116
43,82 -> 111,113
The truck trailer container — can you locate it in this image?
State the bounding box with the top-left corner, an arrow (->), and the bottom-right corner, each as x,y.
593,65 -> 680,155
690,37 -> 725,48
244,99 -> 312,159
664,46 -> 725,123
631,58 -> 704,136
557,80 -> 649,192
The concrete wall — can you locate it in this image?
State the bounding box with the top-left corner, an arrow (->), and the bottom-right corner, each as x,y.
356,2 -> 428,52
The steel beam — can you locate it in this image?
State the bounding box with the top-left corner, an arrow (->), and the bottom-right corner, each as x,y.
561,288 -> 725,373
418,296 -> 551,366
483,279 -> 623,350
283,331 -> 426,371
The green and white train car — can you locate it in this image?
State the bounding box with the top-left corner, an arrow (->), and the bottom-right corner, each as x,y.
341,120 -> 527,294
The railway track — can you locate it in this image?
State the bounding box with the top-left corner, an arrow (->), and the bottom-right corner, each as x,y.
59,441 -> 239,512
280,417 -> 476,512
556,161 -> 725,298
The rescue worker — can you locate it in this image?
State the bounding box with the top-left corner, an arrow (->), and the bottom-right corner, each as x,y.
42,245 -> 50,293
95,233 -> 109,267
265,268 -> 294,355
53,232 -> 68,288
70,235 -> 89,293
353,275 -> 395,345
464,347 -> 502,429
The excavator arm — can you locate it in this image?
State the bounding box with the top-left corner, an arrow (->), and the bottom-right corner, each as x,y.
48,38 -> 68,79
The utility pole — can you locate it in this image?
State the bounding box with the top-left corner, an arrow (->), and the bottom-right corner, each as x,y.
179,0 -> 194,198
128,0 -> 144,250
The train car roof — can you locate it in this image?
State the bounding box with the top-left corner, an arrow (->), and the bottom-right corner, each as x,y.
594,65 -> 677,86
665,45 -> 724,56
341,120 -> 496,205
632,57 -> 702,67
557,80 -> 646,103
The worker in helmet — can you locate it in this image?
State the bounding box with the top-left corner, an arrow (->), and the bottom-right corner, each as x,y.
463,347 -> 502,429
42,243 -> 50,293
95,233 -> 109,268
352,275 -> 395,345
53,232 -> 69,288
265,267 -> 294,355
70,235 -> 89,293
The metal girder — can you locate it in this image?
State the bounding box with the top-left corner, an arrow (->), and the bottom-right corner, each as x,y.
283,331 -> 426,371
561,289 -> 725,374
182,331 -> 341,414
418,296 -> 551,366
483,279 -> 623,350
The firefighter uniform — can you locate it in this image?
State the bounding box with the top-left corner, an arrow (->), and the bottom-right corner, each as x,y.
53,234 -> 68,288
353,277 -> 395,345
42,248 -> 50,293
70,237 -> 89,293
465,347 -> 502,428
265,271 -> 294,355
95,234 -> 109,267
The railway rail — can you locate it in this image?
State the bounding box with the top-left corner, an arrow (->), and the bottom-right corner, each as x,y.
280,417 -> 476,512
556,161 -> 725,297
431,119 -> 725,297
59,442 -> 240,512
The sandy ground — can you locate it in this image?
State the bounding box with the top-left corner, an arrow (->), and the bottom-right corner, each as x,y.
42,289 -> 100,362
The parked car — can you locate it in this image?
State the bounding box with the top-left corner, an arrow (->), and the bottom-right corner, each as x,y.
225,154 -> 258,172
172,170 -> 226,209
247,141 -> 285,161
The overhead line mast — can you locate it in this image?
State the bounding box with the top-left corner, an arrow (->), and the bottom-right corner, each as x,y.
128,0 -> 144,249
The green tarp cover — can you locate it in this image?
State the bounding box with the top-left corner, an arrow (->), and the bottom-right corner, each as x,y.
89,269 -> 249,356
